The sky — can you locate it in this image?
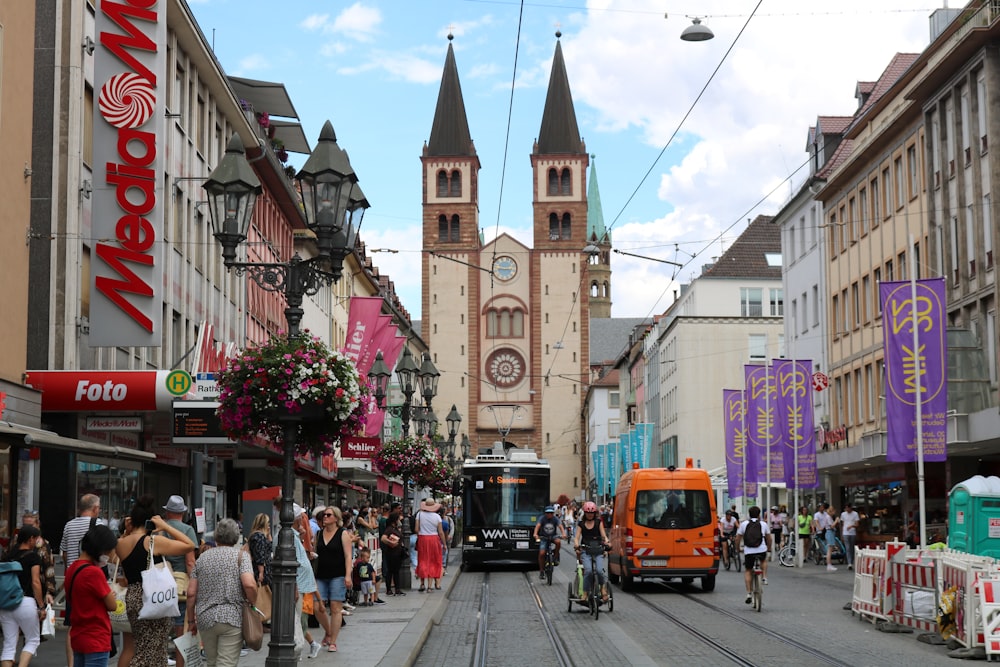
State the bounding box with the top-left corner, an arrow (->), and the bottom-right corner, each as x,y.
187,0 -> 937,319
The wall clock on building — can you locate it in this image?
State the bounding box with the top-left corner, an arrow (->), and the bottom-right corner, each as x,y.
486,349 -> 526,387
492,256 -> 517,281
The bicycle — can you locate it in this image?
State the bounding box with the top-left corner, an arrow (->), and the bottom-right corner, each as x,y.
542,538 -> 558,586
722,533 -> 741,571
777,541 -> 796,567
749,554 -> 764,612
568,543 -> 613,620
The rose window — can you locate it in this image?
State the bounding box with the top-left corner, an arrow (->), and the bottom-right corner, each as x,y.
486,349 -> 525,387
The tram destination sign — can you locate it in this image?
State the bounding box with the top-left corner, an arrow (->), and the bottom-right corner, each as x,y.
172,400 -> 230,444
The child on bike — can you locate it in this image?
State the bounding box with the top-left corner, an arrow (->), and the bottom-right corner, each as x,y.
573,501 -> 610,602
735,506 -> 772,604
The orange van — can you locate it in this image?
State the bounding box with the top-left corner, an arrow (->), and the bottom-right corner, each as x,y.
607,465 -> 719,592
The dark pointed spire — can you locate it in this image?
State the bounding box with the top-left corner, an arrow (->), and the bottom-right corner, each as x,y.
536,35 -> 583,154
427,34 -> 475,156
587,156 -> 609,242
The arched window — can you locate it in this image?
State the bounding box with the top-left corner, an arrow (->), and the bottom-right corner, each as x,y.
450,214 -> 460,242
560,168 -> 571,195
588,253 -> 599,265
486,307 -> 526,338
548,168 -> 559,195
549,213 -> 560,240
591,282 -> 599,297
450,170 -> 462,196
561,213 -> 571,239
437,170 -> 449,197
602,281 -> 610,298
438,214 -> 449,241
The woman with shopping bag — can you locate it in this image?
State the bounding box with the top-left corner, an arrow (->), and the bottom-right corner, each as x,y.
115,496 -> 196,667
65,525 -> 119,667
0,526 -> 45,667
185,519 -> 257,667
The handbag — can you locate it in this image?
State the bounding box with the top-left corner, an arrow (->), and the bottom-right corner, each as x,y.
255,584 -> 272,623
138,536 -> 180,620
172,570 -> 190,602
237,550 -> 264,651
107,562 -> 131,633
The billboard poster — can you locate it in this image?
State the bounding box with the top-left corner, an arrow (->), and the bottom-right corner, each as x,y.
773,359 -> 818,489
879,278 -> 948,462
91,1 -> 167,346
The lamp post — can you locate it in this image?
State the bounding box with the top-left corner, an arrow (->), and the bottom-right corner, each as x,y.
204,122 -> 367,667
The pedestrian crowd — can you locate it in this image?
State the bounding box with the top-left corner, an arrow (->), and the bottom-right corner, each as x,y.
1,493 -> 458,667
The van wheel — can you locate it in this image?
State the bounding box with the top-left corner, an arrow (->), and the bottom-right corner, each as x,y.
620,560 -> 634,592
701,574 -> 716,592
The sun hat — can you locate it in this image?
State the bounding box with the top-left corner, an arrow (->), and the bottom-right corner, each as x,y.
163,495 -> 188,513
421,498 -> 441,512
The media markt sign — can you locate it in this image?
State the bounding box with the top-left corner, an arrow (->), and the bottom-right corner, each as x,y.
194,373 -> 220,399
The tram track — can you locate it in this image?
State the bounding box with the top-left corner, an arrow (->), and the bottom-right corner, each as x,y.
631,583 -> 855,667
471,571 -> 574,667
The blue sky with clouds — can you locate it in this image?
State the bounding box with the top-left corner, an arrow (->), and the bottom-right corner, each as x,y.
187,0 -> 934,319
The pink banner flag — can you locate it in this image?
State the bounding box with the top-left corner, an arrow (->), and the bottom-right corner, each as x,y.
363,328 -> 408,438
342,297 -> 385,370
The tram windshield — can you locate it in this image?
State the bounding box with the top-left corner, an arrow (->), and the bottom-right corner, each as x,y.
466,468 -> 549,526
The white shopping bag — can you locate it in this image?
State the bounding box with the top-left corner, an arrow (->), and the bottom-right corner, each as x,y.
138,536 -> 180,620
173,632 -> 204,667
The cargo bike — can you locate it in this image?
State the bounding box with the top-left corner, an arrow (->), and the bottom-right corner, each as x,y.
567,543 -> 613,619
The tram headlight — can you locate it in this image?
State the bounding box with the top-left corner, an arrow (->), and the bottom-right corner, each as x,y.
466,535 -> 477,544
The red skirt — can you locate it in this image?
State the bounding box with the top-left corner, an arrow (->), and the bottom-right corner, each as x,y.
415,534 -> 443,579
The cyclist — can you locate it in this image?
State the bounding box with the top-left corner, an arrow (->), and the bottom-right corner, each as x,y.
719,509 -> 739,565
735,505 -> 772,603
573,501 -> 610,603
533,506 -> 566,579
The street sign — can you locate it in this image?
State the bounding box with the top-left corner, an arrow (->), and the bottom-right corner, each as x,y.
172,400 -> 229,444
194,372 -> 220,399
812,372 -> 829,392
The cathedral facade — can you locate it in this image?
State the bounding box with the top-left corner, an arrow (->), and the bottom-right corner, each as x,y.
420,35 -> 611,500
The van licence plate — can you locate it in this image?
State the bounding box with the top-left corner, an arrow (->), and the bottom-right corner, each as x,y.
516,541 -> 529,550
643,559 -> 667,567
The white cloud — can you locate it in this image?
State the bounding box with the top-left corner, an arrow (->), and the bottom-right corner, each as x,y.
234,53 -> 270,74
330,3 -> 382,42
300,14 -> 329,32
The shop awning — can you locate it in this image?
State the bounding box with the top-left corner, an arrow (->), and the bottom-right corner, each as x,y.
0,422 -> 156,462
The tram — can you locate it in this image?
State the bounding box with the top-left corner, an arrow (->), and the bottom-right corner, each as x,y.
460,445 -> 551,569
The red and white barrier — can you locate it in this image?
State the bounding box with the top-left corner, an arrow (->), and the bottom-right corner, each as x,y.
890,549 -> 941,633
939,552 -> 1000,648
852,547 -> 890,623
979,577 -> 1000,658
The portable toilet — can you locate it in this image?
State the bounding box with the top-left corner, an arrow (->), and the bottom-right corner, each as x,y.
948,475 -> 1000,558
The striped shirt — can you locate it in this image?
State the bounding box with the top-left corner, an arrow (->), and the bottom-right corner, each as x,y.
59,516 -> 106,564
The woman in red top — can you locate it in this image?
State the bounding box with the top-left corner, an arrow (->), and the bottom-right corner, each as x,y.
65,525 -> 119,667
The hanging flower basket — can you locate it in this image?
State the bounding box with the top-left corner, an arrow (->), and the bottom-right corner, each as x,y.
215,332 -> 368,457
373,436 -> 456,495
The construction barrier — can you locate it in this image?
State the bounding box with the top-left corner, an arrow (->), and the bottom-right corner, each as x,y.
891,548 -> 942,633
852,547 -> 890,623
979,576 -> 1000,659
939,552 -> 1000,648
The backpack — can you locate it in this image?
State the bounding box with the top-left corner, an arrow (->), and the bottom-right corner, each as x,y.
0,561 -> 24,610
743,519 -> 763,548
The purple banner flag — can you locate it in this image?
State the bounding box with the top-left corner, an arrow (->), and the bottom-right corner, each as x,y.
774,359 -> 819,489
879,278 -> 948,462
745,365 -> 779,486
723,390 -> 746,498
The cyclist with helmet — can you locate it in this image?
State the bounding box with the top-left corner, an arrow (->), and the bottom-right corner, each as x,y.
533,506 -> 566,579
719,509 -> 739,565
573,502 -> 610,602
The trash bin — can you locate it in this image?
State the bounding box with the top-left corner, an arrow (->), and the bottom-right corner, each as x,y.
948,475 -> 1000,558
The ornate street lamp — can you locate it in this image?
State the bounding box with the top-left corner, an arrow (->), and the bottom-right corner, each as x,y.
367,351 -> 392,413
394,346 -> 419,438
417,352 -> 440,411
204,121 -> 367,667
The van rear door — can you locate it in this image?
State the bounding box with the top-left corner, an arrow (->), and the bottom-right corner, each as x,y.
633,487 -> 716,568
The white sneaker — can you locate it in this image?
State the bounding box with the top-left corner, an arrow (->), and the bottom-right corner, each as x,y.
167,660 -> 177,666
240,649 -> 250,657
308,641 -> 321,659
343,603 -> 356,611
827,565 -> 838,572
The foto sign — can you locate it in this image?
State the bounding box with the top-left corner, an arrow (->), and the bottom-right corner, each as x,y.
91,0 -> 166,347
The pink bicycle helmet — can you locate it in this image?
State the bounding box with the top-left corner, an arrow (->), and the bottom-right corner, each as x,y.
582,501 -> 598,513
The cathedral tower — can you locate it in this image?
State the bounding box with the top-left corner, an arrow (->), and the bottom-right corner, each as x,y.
586,158 -> 612,319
